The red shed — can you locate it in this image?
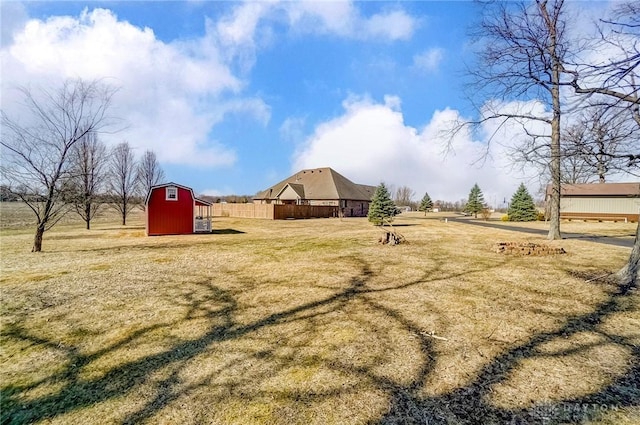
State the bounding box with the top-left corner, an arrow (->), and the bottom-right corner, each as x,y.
145,183 -> 212,236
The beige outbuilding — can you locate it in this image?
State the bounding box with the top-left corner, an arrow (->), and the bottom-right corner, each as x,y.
547,182 -> 640,222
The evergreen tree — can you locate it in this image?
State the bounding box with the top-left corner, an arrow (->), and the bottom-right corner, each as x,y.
368,183 -> 398,225
464,183 -> 485,218
508,183 -> 538,221
418,192 -> 433,216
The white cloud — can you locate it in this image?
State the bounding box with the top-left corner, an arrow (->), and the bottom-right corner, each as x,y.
280,116 -> 307,143
287,2 -> 417,40
216,0 -> 418,47
363,10 -> 416,41
293,96 -> 543,204
216,2 -> 270,48
413,48 -> 444,72
1,8 -> 270,168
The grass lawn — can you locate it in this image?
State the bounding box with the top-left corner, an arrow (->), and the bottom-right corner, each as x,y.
1,203 -> 639,424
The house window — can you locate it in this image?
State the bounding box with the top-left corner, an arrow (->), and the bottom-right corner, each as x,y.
166,186 -> 178,201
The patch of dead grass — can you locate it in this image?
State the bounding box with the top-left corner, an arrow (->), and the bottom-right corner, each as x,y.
1,206 -> 638,424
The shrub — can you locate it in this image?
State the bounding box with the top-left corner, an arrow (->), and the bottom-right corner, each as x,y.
480,208 -> 492,221
501,215 -> 510,222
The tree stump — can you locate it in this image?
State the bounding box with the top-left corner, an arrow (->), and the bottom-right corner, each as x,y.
379,229 -> 405,245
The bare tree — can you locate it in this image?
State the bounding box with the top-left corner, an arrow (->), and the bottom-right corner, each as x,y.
108,142 -> 138,225
568,3 -> 640,285
394,185 -> 415,208
568,4 -> 639,128
559,143 -> 595,184
459,0 -> 573,240
136,150 -> 165,200
562,106 -> 638,183
0,79 -> 118,252
68,131 -> 108,230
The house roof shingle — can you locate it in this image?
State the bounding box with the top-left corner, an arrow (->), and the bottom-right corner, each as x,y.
255,167 -> 375,201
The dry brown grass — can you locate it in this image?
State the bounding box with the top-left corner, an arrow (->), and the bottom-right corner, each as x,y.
1,205 -> 639,424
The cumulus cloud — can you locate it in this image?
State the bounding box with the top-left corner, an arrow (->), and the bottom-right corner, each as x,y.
0,8 -> 271,167
290,3 -> 417,41
412,48 -> 444,72
2,1 -> 417,171
218,0 -> 418,46
293,96 -> 543,204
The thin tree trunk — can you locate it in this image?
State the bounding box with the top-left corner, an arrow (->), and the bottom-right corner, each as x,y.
548,125 -> 562,240
615,215 -> 640,286
32,224 -> 44,252
597,162 -> 606,183
85,200 -> 91,230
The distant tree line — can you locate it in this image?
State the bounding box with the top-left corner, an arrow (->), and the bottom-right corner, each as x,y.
199,194 -> 254,204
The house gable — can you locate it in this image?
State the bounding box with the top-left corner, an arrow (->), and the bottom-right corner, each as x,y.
277,183 -> 305,201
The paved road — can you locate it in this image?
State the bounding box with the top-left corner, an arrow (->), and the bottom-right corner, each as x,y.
450,217 -> 635,248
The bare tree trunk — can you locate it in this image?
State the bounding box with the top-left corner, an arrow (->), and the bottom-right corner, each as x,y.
85,200 -> 91,230
548,128 -> 562,240
122,199 -> 127,225
597,161 -> 606,183
32,224 -> 44,253
545,0 -> 563,241
616,215 -> 640,286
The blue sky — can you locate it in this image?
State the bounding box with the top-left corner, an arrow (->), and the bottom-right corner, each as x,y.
0,1 -> 614,204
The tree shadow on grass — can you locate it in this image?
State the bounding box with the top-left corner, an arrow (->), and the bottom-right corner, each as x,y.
2,261 -> 637,424
211,228 -> 245,235
372,275 -> 639,424
1,257 -> 472,424
97,225 -> 146,231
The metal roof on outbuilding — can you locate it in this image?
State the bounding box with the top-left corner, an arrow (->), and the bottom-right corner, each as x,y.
547,182 -> 640,197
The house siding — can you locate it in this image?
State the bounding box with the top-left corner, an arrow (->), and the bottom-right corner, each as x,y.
561,197 -> 640,215
343,200 -> 369,217
307,199 -> 368,216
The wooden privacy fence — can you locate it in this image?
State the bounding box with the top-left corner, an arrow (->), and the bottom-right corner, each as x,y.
274,204 -> 340,220
212,203 -> 274,219
212,203 -> 340,219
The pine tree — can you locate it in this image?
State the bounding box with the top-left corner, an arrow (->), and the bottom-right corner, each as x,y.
464,183 -> 485,218
508,183 -> 538,221
418,192 -> 433,216
368,183 -> 398,225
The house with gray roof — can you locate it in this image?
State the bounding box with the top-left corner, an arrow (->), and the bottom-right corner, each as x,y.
254,167 -> 376,217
